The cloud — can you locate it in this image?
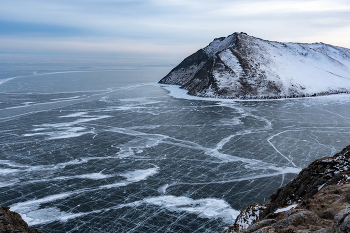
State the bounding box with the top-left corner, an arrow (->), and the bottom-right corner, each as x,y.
0,0 -> 349,56
151,0 -> 350,15
0,36 -> 201,55
0,20 -> 87,37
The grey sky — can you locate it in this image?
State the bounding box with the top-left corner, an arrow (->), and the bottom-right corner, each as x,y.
1,0 -> 349,62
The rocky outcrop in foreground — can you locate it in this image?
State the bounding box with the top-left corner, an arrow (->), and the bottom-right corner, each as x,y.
0,206 -> 44,233
226,145 -> 350,232
160,32 -> 350,99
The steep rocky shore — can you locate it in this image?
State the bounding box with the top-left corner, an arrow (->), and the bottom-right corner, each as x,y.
226,145 -> 350,233
0,206 -> 44,233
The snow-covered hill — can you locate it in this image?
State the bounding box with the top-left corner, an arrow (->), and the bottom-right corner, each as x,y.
159,32 -> 350,99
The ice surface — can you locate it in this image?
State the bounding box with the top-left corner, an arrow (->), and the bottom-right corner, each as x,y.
2,70 -> 350,232
10,167 -> 159,225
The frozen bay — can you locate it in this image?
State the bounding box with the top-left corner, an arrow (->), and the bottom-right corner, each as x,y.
1,66 -> 350,232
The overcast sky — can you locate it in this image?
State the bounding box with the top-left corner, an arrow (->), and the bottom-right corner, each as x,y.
1,0 -> 350,63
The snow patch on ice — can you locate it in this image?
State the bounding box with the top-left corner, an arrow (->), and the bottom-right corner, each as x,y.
10,167 -> 159,226
141,195 -> 239,224
19,195 -> 238,226
158,184 -> 169,194
0,77 -> 17,85
121,167 -> 158,182
0,168 -> 19,174
23,115 -> 111,140
60,112 -> 87,118
24,126 -> 90,140
0,172 -> 114,188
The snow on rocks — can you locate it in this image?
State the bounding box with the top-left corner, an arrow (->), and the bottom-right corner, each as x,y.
225,145 -> 350,233
229,202 -> 266,232
159,32 -> 350,99
274,204 -> 298,213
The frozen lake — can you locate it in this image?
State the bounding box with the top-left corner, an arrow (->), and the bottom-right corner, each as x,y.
1,64 -> 350,232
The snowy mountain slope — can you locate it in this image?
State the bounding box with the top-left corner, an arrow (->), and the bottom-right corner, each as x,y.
159,32 -> 350,99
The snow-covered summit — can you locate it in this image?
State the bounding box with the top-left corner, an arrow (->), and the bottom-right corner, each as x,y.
203,33 -> 237,57
159,32 -> 350,99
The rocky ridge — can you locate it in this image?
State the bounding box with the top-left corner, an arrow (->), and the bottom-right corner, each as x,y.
159,32 -> 350,99
0,206 -> 44,233
225,145 -> 350,233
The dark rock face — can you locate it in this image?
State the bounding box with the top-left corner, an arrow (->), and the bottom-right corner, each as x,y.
264,145 -> 350,217
334,207 -> 350,233
159,32 -> 350,99
159,49 -> 209,87
266,208 -> 332,231
226,183 -> 350,232
0,207 -> 45,233
225,145 -> 350,233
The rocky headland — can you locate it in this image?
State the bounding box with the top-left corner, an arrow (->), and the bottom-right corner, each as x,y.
225,144 -> 350,233
159,32 -> 350,99
0,206 -> 44,233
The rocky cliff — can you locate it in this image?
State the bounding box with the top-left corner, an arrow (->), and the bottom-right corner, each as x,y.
159,32 -> 350,99
226,145 -> 350,233
0,206 -> 44,233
